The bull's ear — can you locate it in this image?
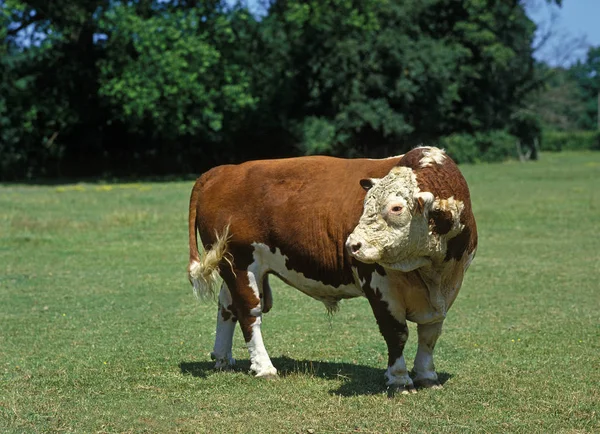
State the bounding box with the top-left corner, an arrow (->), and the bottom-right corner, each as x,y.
415,191 -> 434,215
360,178 -> 378,191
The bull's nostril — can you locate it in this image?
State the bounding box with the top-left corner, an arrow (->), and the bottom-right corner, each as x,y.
351,242 -> 362,253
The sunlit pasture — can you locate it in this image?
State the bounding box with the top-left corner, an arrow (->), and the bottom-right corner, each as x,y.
1,151 -> 599,433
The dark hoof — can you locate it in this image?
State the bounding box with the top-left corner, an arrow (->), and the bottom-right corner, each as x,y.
387,384 -> 417,398
210,352 -> 236,370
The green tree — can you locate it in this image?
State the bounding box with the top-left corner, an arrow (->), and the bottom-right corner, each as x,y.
258,0 -> 545,156
0,0 -> 569,180
97,3 -> 257,164
570,46 -> 600,130
0,0 -> 262,177
0,0 -> 109,178
529,64 -> 587,131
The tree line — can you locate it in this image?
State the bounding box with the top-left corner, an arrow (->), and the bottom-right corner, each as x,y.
3,0 -> 597,181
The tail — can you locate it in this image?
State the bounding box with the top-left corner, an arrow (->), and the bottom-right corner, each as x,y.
187,182 -> 231,299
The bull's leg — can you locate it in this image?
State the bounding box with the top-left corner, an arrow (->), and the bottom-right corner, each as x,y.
242,314 -> 277,378
226,267 -> 277,378
364,286 -> 415,394
210,282 -> 237,369
412,321 -> 444,389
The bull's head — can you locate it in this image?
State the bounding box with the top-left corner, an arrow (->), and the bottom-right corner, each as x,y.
346,166 -> 434,272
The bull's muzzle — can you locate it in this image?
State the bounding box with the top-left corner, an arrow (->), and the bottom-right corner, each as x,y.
347,237 -> 362,255
345,233 -> 381,263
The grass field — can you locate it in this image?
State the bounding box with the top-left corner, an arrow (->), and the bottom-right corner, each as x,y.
1,151 -> 599,433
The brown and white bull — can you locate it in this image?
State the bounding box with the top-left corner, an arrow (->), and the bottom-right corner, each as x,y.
187,146 -> 477,393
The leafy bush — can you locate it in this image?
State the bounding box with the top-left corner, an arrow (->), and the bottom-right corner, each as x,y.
541,130 -> 600,152
295,117 -> 337,155
440,130 -> 518,164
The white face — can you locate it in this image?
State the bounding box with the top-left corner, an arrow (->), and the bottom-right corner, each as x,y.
346,166 -> 432,270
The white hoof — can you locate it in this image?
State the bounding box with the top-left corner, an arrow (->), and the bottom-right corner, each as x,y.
252,365 -> 278,379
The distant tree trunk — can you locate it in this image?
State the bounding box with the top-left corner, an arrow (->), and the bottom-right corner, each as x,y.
516,138 -> 539,162
531,138 -> 539,161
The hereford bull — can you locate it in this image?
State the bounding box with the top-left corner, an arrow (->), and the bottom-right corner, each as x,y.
187,146 -> 477,393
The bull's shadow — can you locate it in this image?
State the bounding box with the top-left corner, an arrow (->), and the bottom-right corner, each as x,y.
179,356 -> 451,397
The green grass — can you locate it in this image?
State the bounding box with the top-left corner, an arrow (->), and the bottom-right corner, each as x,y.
1,152 -> 599,433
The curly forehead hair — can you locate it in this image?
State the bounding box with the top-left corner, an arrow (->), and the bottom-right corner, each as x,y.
363,166 -> 418,210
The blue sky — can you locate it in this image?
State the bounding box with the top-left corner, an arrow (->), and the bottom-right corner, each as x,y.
527,0 -> 600,66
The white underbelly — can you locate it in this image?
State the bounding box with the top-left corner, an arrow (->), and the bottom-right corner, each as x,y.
250,242 -> 363,305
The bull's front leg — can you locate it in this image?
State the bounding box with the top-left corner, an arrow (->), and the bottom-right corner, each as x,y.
363,284 -> 415,395
412,321 -> 444,389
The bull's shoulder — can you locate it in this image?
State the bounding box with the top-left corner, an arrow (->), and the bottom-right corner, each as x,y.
398,146 -> 448,170
399,147 -> 477,260
398,147 -> 470,208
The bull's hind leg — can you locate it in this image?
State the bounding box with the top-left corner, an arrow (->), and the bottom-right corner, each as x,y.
412,321 -> 444,389
211,282 -> 237,369
224,266 -> 277,379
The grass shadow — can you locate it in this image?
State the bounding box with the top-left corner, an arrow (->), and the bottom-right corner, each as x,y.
179,361 -> 218,379
179,356 -> 452,397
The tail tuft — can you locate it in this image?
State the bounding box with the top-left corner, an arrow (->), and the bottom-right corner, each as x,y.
188,225 -> 231,300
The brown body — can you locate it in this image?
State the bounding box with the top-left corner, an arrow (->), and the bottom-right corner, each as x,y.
190,155 -> 403,289
188,148 -> 477,392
